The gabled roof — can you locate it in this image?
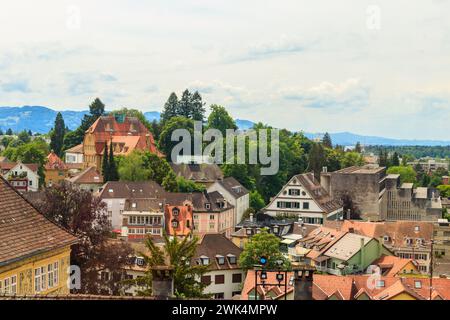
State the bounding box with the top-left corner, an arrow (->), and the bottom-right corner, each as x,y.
265,173 -> 342,214
45,152 -> 67,170
193,233 -> 242,271
216,177 -> 249,198
65,143 -> 83,154
241,270 -> 294,300
0,177 -> 78,266
1,162 -> 39,173
170,163 -> 223,183
67,166 -> 103,185
99,181 -> 165,199
372,255 -> 417,276
323,232 -> 373,261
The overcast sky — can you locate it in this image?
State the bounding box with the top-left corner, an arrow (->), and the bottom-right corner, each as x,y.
0,0 -> 449,139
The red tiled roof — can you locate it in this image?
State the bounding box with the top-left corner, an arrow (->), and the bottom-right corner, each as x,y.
45,152 -> 67,170
0,177 -> 78,266
67,166 -> 103,185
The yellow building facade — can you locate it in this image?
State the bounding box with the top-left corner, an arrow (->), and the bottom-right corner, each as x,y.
0,246 -> 72,295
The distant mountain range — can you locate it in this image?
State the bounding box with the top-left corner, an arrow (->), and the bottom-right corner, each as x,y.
0,106 -> 449,146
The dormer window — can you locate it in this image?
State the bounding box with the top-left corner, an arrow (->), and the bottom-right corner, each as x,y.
171,219 -> 179,228
132,203 -> 137,208
173,208 -> 180,216
199,256 -> 210,265
205,203 -> 211,210
136,257 -> 144,266
273,225 -> 279,234
414,280 -> 422,289
216,255 -> 225,265
383,235 -> 390,242
406,238 -> 413,245
414,226 -> 420,232
246,228 -> 252,235
108,189 -> 113,193
227,254 -> 237,264
376,280 -> 385,288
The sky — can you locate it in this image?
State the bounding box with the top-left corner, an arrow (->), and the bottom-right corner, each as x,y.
0,0 -> 449,140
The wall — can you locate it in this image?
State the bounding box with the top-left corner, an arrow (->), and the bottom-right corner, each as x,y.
0,246 -> 72,295
202,269 -> 245,299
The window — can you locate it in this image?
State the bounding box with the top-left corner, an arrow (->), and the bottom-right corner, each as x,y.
132,202 -> 136,208
35,267 -> 42,292
48,263 -> 54,288
414,281 -> 422,289
232,273 -> 242,283
53,262 -> 59,287
205,203 -> 211,210
186,220 -> 190,228
201,275 -> 211,285
288,189 -> 300,196
209,215 -> 215,220
227,254 -> 237,264
100,272 -> 110,281
216,255 -> 225,265
215,275 -> 225,284
171,220 -> 179,228
214,292 -> 224,299
2,276 -> 16,294
376,280 -> 385,288
136,257 -> 145,266
172,208 -> 180,216
200,257 -> 210,265
303,202 -> 310,209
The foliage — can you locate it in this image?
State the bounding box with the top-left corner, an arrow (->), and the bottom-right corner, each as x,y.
63,98 -> 106,150
322,132 -> 332,148
108,142 -> 119,181
176,176 -> 205,192
135,233 -> 210,298
308,142 -> 326,179
387,166 -> 417,184
17,130 -> 31,143
340,151 -> 364,168
238,230 -> 291,271
366,145 -> 450,159
437,185 -> 450,198
158,116 -> 194,161
49,112 -> 66,157
249,190 -> 265,212
161,90 -> 205,123
206,104 -> 237,136
3,138 -> 49,186
33,182 -> 133,295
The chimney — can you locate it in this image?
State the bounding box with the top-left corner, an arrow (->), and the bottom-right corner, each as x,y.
151,266 -> 174,299
360,237 -> 365,267
378,236 -> 383,257
293,265 -> 315,300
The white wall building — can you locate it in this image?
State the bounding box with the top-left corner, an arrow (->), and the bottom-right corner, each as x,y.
264,173 -> 343,225
208,177 -> 249,224
194,234 -> 245,299
2,162 -> 39,192
65,143 -> 84,164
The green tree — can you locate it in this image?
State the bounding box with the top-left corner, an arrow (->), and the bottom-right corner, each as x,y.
6,128 -> 13,135
437,185 -> 450,198
322,132 -> 332,148
118,151 -> 153,181
18,130 -> 31,143
206,104 -> 237,136
190,91 -> 205,121
391,152 -> 400,166
162,170 -> 178,192
102,142 -> 109,181
135,233 -> 210,298
161,92 -> 179,124
50,112 -> 66,157
249,190 -> 265,212
158,116 -> 194,161
354,141 -> 362,153
238,230 -> 291,270
108,142 -> 119,181
387,166 -> 417,184
63,98 -> 106,150
176,176 -> 205,192
340,152 -> 364,168
308,143 -> 326,179
177,89 -> 193,119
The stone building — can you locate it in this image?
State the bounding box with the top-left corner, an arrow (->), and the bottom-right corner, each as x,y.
82,114 -> 162,169
381,174 -> 442,222
320,166 -> 387,220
